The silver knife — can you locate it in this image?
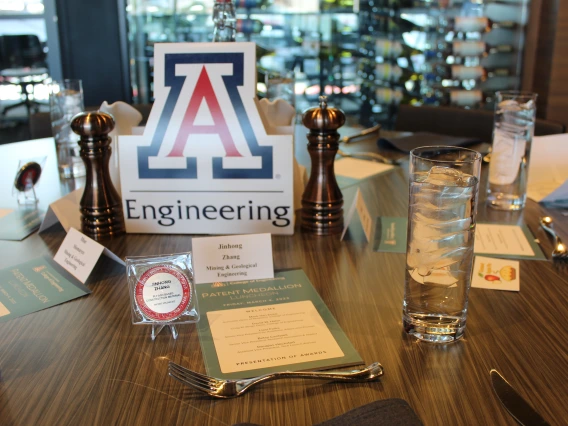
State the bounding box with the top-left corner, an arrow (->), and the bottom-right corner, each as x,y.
490,369 -> 550,425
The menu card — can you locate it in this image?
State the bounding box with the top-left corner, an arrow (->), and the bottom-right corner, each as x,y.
0,256 -> 90,323
196,269 -> 363,379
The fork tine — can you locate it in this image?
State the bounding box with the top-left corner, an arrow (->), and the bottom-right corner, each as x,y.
168,370 -> 215,394
168,363 -> 219,388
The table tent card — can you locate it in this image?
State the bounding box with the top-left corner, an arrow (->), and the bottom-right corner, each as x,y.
118,42 -> 294,235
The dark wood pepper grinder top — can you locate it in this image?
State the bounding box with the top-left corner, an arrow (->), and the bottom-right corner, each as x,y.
71,111 -> 125,240
301,96 -> 346,235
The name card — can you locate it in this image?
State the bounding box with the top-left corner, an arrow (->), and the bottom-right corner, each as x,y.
53,228 -> 125,283
341,189 -> 373,242
192,233 -> 274,284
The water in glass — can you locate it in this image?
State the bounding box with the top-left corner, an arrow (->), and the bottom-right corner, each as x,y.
403,166 -> 478,343
487,94 -> 536,210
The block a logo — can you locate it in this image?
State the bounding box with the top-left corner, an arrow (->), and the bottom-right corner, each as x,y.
118,42 -> 294,235
138,44 -> 272,180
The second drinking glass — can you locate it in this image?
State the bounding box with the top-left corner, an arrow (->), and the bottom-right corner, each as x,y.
486,91 -> 537,211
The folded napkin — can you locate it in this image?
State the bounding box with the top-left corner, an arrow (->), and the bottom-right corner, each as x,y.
378,131 -> 481,153
527,133 -> 568,206
99,101 -> 144,196
233,398 -> 423,426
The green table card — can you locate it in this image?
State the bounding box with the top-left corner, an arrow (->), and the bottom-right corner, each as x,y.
196,269 -> 363,379
0,208 -> 43,241
373,216 -> 408,253
0,256 -> 90,322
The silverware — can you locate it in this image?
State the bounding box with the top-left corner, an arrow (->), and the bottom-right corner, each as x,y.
337,149 -> 398,165
341,124 -> 381,144
490,369 -> 550,426
539,216 -> 568,261
168,361 -> 384,398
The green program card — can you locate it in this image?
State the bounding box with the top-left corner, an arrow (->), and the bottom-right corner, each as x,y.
0,257 -> 90,322
373,217 -> 407,253
196,269 -> 363,379
0,209 -> 44,241
373,217 -> 546,260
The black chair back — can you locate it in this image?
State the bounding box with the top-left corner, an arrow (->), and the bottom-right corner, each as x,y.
395,104 -> 565,143
0,34 -> 46,70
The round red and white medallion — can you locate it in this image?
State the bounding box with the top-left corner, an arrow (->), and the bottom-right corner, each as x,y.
135,265 -> 191,322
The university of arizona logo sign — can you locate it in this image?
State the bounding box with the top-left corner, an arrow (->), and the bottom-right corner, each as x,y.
119,43 -> 294,235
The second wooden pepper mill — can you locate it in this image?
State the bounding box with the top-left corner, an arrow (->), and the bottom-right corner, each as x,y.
71,111 -> 125,240
301,96 -> 346,235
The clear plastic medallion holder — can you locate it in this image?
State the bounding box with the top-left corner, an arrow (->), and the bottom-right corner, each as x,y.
127,253 -> 199,340
403,146 -> 482,343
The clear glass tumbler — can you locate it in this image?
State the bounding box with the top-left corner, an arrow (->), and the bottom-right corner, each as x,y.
403,146 -> 482,343
50,79 -> 85,179
486,91 -> 537,211
265,70 -> 296,108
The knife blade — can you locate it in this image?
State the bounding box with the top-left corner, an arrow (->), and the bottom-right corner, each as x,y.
490,369 -> 550,426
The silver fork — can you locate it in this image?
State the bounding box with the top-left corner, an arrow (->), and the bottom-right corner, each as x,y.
540,216 -> 568,261
168,361 -> 384,398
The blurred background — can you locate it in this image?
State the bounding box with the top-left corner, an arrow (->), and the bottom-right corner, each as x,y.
0,0 -> 565,141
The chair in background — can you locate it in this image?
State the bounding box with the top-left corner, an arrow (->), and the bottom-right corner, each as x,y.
395,104 -> 566,142
0,34 -> 50,119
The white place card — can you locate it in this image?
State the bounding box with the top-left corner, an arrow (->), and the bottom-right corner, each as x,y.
474,224 -> 535,257
341,189 -> 373,242
39,188 -> 82,233
53,227 -> 125,283
192,233 -> 274,284
471,256 -> 520,292
334,157 -> 394,180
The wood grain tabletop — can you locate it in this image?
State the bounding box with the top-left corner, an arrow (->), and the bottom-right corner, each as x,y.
0,133 -> 567,426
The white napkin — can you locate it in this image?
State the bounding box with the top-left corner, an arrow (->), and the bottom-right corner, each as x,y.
527,134 -> 568,206
99,101 -> 144,196
256,98 -> 307,211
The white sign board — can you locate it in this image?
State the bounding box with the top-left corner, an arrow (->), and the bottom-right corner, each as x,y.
119,42 -> 294,235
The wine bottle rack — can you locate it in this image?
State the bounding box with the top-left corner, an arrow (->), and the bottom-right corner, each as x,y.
124,0 -> 530,126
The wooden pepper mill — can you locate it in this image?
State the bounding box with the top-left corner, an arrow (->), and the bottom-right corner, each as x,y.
71,111 -> 125,240
301,96 -> 346,235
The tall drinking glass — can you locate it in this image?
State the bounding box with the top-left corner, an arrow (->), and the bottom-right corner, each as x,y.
486,91 -> 537,211
265,70 -> 296,108
50,79 -> 85,179
403,146 -> 482,343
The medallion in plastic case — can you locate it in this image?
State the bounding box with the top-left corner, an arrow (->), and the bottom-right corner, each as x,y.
126,252 -> 199,340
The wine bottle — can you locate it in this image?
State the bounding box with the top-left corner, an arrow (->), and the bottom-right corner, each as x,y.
453,16 -> 517,32
452,41 -> 514,56
425,41 -> 514,61
212,0 -> 236,42
236,19 -> 264,34
423,89 -> 496,107
375,87 -> 404,105
424,64 -> 511,81
374,63 -> 404,82
374,39 -> 403,58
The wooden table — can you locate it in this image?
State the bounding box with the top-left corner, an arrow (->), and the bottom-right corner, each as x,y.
1,133 -> 567,426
